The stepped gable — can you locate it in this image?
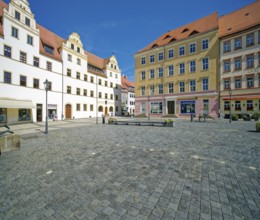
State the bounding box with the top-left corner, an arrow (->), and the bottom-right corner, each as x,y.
219,0 -> 260,38
137,12 -> 218,54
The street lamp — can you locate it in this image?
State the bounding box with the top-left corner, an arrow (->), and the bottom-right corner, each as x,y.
229,88 -> 232,123
148,95 -> 150,121
43,79 -> 49,134
96,74 -> 98,124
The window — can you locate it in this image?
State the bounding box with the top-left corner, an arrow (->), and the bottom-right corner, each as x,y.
234,37 -> 242,50
190,61 -> 196,72
105,81 -> 108,87
4,71 -> 11,84
90,91 -> 94,97
141,86 -> 145,96
150,102 -> 163,114
202,58 -> 209,70
33,79 -> 39,89
47,82 -> 52,91
246,54 -> 254,68
33,57 -> 39,67
110,82 -> 113,88
15,11 -> 20,20
150,85 -> 154,95
179,63 -> 185,74
247,100 -> 253,111
77,47 -> 80,53
258,31 -> 260,44
76,72 -> 80,79
158,68 -> 163,78
76,88 -> 80,95
202,39 -> 208,50
68,54 -> 72,62
223,41 -> 231,53
116,106 -> 119,112
27,35 -> 33,45
110,72 -> 113,77
4,45 -> 11,58
25,17 -> 30,27
77,58 -> 81,65
235,78 -> 241,89
12,27 -> 19,38
44,45 -> 54,55
83,89 -> 87,96
168,65 -> 174,76
67,69 -> 71,77
20,75 -> 27,87
141,57 -> 146,65
190,80 -> 196,92
234,57 -> 242,70
67,86 -> 71,94
247,76 -> 254,88
179,46 -> 185,56
180,81 -> 185,92
235,101 -> 241,111
71,44 -> 74,50
141,71 -> 146,80
90,76 -> 94,83
76,104 -> 80,111
83,104 -> 87,111
158,52 -> 164,61
90,105 -> 94,111
246,33 -> 254,47
150,69 -> 155,79
190,43 -> 196,53
20,51 -> 27,63
168,49 -> 174,58
258,52 -> 260,66
150,55 -> 155,63
115,95 -> 118,100
169,83 -> 174,94
0,108 -> 7,123
47,61 -> 52,71
224,60 -> 231,72
84,74 -> 88,81
224,101 -> 230,110
98,92 -> 102,98
180,101 -> 195,114
224,79 -> 230,90
18,109 -> 31,121
110,94 -> 113,100
158,84 -> 163,94
202,78 -> 208,91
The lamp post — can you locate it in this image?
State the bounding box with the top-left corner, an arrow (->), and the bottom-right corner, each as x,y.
229,88 -> 232,123
96,74 -> 98,124
43,79 -> 49,134
148,95 -> 150,121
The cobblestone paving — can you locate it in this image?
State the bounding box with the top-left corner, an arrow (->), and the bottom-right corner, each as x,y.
0,120 -> 260,220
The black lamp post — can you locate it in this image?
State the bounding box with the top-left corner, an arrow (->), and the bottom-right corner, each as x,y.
96,75 -> 98,124
44,79 -> 49,134
229,88 -> 232,123
148,95 -> 150,121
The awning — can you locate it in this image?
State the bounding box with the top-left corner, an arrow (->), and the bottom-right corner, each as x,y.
0,98 -> 36,109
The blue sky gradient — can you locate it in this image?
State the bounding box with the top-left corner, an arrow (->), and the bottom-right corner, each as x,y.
7,0 -> 255,81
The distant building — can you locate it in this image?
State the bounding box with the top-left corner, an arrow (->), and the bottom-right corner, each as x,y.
219,1 -> 260,118
0,0 -> 121,125
121,76 -> 135,115
134,13 -> 219,118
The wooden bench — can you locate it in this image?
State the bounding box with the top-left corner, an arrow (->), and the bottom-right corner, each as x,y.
112,121 -> 166,127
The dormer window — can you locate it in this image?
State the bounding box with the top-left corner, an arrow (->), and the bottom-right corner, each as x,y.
77,47 -> 80,53
164,35 -> 171,39
25,17 -> 30,27
182,28 -> 189,33
15,11 -> 20,21
71,43 -> 74,50
44,45 -> 54,55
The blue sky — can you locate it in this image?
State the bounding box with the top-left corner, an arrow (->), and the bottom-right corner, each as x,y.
10,0 -> 255,81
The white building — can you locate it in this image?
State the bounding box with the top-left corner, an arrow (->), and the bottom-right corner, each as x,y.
0,0 -> 121,125
121,76 -> 135,115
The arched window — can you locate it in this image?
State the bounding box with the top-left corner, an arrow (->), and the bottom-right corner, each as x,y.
109,106 -> 113,112
98,106 -> 103,112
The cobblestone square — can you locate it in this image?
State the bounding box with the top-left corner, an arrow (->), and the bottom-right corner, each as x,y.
0,120 -> 259,219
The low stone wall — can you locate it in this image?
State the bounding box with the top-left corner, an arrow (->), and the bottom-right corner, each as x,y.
0,134 -> 20,155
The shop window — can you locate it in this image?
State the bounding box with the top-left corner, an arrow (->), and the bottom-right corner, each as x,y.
235,101 -> 241,111
224,101 -> 230,110
180,101 -> 195,114
150,102 -> 163,114
18,109 -> 31,121
247,100 -> 253,111
0,108 -> 7,123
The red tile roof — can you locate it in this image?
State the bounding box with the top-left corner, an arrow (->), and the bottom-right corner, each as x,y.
219,1 -> 260,38
137,12 -> 218,54
121,76 -> 135,92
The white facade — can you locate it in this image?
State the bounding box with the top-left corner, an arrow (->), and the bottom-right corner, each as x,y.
0,0 -> 121,125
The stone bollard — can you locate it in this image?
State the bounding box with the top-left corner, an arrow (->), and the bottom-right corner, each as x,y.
0,134 -> 20,155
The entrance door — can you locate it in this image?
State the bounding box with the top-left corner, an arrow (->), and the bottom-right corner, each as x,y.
167,101 -> 175,114
37,104 -> 42,122
65,104 -> 72,119
105,107 -> 108,116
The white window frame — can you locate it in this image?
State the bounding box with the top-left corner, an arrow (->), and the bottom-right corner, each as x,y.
189,43 -> 196,54
202,39 -> 209,50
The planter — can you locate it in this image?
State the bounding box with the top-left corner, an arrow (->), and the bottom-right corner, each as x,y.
164,120 -> 175,127
108,118 -> 116,124
256,122 -> 260,132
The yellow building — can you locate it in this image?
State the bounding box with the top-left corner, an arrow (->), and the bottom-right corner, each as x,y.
219,1 -> 260,118
134,13 -> 219,118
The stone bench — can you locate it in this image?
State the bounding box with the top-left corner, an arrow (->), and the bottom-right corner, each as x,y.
112,121 -> 167,127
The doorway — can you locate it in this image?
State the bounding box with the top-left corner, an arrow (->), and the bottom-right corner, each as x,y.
37,104 -> 42,122
167,101 -> 175,114
65,104 -> 72,119
203,100 -> 209,115
105,107 -> 108,116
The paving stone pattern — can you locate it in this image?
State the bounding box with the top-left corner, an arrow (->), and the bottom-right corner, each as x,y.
0,120 -> 260,220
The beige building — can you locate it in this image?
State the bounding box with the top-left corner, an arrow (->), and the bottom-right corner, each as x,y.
219,1 -> 260,118
134,13 -> 220,118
